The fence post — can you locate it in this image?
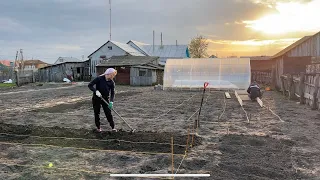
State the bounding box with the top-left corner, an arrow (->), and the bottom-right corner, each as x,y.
311,74 -> 320,110
32,71 -> 35,83
299,72 -> 306,104
281,75 -> 285,96
15,71 -> 20,87
288,75 -> 295,100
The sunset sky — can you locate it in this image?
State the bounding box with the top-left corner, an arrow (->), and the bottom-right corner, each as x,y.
0,0 -> 319,63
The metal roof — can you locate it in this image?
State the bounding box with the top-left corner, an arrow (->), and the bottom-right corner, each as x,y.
111,41 -> 145,56
88,40 -> 145,58
127,40 -> 188,58
272,36 -> 312,59
23,60 -> 48,65
240,56 -> 272,60
97,56 -> 159,67
54,57 -> 85,64
0,60 -> 13,67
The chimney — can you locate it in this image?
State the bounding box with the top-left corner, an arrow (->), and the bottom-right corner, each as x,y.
161,32 -> 163,46
153,30 -> 155,53
176,40 -> 178,46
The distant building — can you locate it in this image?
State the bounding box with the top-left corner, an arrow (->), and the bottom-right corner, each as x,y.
23,60 -> 50,72
127,40 -> 189,66
54,57 -> 85,65
0,60 -> 13,67
96,55 -> 164,86
88,41 -> 145,77
209,55 -> 218,58
88,40 -> 189,78
38,57 -> 90,82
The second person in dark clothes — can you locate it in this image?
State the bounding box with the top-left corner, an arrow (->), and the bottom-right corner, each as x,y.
88,68 -> 117,132
247,81 -> 262,101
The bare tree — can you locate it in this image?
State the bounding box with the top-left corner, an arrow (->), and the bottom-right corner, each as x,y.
188,35 -> 209,58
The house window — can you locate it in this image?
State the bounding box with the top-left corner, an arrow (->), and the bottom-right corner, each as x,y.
139,70 -> 146,76
108,46 -> 112,50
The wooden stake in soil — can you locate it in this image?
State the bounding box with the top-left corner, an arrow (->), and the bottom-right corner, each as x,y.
191,122 -> 195,148
171,137 -> 174,180
185,127 -> 190,156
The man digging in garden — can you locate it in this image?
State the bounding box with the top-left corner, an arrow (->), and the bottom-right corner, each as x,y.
88,68 -> 117,132
247,81 -> 262,101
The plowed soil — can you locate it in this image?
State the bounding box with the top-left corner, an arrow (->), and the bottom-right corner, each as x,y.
0,83 -> 319,179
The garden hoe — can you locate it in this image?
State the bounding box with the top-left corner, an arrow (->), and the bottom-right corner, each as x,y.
100,97 -> 136,133
195,82 -> 209,128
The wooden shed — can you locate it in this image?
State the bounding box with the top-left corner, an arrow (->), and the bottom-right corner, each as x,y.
271,32 -> 320,89
96,56 -> 164,86
38,60 -> 90,82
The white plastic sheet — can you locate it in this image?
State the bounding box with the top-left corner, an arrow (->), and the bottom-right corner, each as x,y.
63,78 -> 71,83
3,79 -> 12,83
163,58 -> 251,90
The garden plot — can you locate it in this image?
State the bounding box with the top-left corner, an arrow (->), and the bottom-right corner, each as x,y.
0,85 -> 319,179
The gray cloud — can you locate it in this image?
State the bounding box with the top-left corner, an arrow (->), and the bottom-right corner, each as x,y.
0,0 -> 316,63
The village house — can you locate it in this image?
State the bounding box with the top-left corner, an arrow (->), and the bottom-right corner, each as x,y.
96,55 -> 164,86
38,57 -> 90,82
23,60 -> 50,72
127,40 -> 189,65
88,40 -> 189,78
88,41 -> 145,78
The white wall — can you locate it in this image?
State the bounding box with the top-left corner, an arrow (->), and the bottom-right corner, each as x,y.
23,65 -> 38,72
89,42 -> 127,77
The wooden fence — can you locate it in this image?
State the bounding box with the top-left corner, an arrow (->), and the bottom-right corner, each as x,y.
15,70 -> 35,86
251,71 -> 272,85
281,73 -> 320,110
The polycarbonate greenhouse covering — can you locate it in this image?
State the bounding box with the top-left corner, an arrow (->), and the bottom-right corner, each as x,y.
163,58 -> 251,90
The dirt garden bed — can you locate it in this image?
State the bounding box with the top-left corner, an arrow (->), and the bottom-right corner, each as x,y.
0,85 -> 320,179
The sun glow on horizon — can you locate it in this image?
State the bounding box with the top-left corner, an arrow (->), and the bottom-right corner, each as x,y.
243,0 -> 320,34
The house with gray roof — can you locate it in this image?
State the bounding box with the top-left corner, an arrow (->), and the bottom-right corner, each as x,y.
54,57 -> 85,65
127,40 -> 189,65
88,41 -> 146,77
96,55 -> 164,86
88,39 -> 189,77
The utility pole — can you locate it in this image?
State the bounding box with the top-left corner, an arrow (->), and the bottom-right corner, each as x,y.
109,0 -> 112,40
19,49 -> 24,72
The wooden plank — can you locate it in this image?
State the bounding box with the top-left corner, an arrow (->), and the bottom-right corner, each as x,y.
235,90 -> 248,95
225,92 -> 231,99
299,73 -> 306,104
281,76 -> 285,95
235,91 -> 243,107
239,95 -> 251,101
256,97 -> 263,107
312,74 -> 320,110
304,82 -> 315,87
